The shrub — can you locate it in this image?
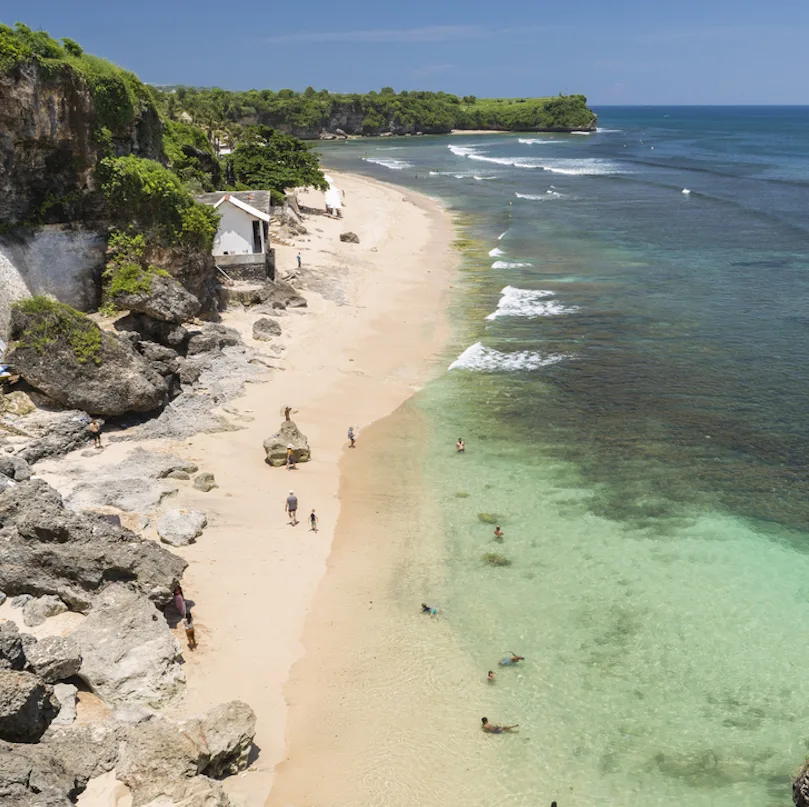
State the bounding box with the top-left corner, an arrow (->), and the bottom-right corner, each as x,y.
12,296 -> 102,365
101,228 -> 169,312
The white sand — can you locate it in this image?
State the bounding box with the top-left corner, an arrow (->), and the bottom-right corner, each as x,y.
20,172 -> 455,805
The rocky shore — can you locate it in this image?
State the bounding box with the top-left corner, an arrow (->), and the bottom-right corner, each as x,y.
0,223 -> 310,804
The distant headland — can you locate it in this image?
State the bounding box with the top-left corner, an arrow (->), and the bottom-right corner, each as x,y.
156,87 -> 598,140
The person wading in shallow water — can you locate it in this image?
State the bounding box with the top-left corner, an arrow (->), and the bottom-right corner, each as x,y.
456,438 -> 465,453
481,717 -> 518,733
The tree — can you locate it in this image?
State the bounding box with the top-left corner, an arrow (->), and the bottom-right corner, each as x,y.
303,85 -> 315,98
227,125 -> 327,202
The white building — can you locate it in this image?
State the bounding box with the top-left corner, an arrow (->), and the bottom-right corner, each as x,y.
211,194 -> 270,257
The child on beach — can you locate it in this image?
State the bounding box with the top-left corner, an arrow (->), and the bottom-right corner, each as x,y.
88,419 -> 102,449
184,610 -> 197,650
309,509 -> 318,532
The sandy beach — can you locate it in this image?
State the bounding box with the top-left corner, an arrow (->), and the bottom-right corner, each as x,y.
21,169 -> 457,805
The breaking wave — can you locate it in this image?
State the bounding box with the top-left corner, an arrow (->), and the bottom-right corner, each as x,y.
449,341 -> 569,372
362,157 -> 414,170
488,247 -> 505,257
485,286 -> 579,320
515,190 -> 562,200
492,260 -> 533,269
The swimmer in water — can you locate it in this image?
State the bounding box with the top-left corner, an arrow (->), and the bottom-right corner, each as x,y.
481,717 -> 518,733
499,652 -> 524,666
487,670 -> 496,683
494,525 -> 504,541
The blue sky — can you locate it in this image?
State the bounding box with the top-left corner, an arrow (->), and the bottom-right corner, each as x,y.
4,0 -> 807,104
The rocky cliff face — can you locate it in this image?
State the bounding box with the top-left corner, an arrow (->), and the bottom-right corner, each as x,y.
0,59 -> 163,226
0,61 -> 95,224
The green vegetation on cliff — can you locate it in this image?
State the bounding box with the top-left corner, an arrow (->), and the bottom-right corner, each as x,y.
228,126 -> 328,204
101,229 -> 170,314
0,23 -> 158,144
152,86 -> 597,137
12,297 -> 102,365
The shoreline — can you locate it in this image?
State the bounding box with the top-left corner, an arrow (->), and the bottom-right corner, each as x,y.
174,171 -> 458,804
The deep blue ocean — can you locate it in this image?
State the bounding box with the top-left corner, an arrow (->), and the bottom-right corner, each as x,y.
318,108 -> 809,806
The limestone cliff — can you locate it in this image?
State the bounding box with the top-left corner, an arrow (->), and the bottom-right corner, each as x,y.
0,59 -> 163,226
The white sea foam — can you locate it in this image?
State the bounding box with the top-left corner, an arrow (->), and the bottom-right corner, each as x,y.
571,131 -> 591,135
488,247 -> 505,257
515,190 -> 562,200
492,260 -> 533,269
518,138 -> 552,145
376,146 -> 404,150
485,286 -> 579,320
447,145 -> 480,157
463,153 -> 623,175
362,157 -> 414,170
449,341 -> 568,372
429,170 -> 496,181
682,188 -> 692,195
498,231 -> 507,240
596,128 -> 622,134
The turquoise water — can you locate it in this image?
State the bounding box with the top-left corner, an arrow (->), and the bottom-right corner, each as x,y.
320,108 -> 809,806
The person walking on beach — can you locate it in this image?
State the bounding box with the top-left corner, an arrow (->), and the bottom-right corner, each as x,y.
309,509 -> 318,532
456,438 -> 465,453
481,717 -> 518,734
347,426 -> 356,448
184,610 -> 197,650
286,445 -> 297,471
173,585 -> 186,618
286,490 -> 299,525
88,418 -> 102,449
297,253 -> 302,270
499,652 -> 524,666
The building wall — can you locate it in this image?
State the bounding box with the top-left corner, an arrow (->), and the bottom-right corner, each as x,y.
213,202 -> 264,256
0,228 -> 105,338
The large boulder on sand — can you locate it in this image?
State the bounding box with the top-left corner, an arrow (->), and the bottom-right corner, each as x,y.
252,317 -> 282,341
157,509 -> 208,547
116,700 -> 256,803
111,274 -> 202,324
0,670 -> 60,742
0,479 -> 187,612
72,584 -> 185,708
263,420 -> 311,467
340,231 -> 360,243
24,636 -> 82,683
5,298 -> 168,416
22,595 -> 68,627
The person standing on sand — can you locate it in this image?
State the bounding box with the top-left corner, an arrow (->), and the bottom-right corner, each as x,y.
297,253 -> 302,270
481,717 -> 518,733
184,610 -> 197,650
173,585 -> 186,618
88,418 -> 102,449
286,490 -> 298,525
286,445 -> 297,471
309,509 -> 318,532
347,426 -> 356,448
